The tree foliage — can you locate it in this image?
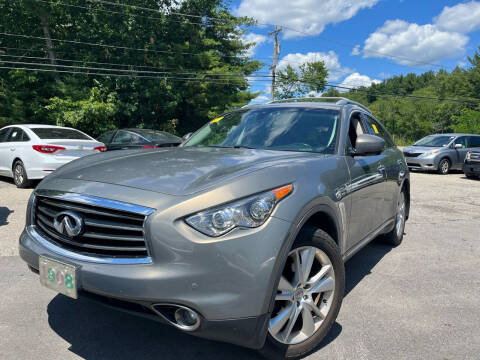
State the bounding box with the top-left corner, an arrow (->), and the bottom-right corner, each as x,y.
275,61 -> 328,99
324,49 -> 480,144
0,0 -> 262,136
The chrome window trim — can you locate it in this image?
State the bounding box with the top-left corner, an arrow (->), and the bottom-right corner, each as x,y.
32,190 -> 156,264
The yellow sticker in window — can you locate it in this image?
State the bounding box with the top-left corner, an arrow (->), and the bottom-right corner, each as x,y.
210,116 -> 224,124
371,123 -> 379,134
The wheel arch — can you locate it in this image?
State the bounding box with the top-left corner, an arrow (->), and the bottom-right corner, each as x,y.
262,202 -> 343,314
12,157 -> 23,170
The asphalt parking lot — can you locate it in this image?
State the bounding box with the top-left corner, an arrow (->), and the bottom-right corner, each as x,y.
1,172 -> 479,360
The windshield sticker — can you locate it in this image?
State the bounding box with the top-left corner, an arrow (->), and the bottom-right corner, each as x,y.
210,116 -> 224,124
371,124 -> 379,134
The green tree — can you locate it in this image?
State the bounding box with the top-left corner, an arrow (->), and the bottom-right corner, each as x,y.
275,61 -> 328,99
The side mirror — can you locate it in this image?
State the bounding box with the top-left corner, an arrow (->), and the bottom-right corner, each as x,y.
182,132 -> 192,141
454,143 -> 463,149
353,134 -> 385,156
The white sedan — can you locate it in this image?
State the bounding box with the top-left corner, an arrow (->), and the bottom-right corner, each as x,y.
0,124 -> 105,188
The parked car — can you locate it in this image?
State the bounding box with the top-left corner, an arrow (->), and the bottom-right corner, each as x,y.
0,124 -> 105,188
97,128 -> 181,151
402,133 -> 480,174
19,98 -> 410,359
463,145 -> 480,179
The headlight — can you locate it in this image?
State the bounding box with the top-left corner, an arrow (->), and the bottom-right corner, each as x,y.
420,150 -> 440,158
185,185 -> 293,237
466,151 -> 471,161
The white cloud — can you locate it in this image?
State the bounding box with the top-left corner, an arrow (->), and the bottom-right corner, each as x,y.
338,72 -> 381,91
236,0 -> 379,38
250,95 -> 270,104
434,1 -> 480,33
242,33 -> 267,56
363,20 -> 468,67
351,45 -> 361,56
277,51 -> 352,81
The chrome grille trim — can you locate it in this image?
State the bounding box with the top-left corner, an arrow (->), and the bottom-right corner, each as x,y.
32,190 -> 155,263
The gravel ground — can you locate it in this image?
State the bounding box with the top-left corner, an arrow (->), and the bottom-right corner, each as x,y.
0,172 -> 479,359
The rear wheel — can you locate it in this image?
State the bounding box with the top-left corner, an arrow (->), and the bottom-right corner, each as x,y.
381,190 -> 406,246
13,161 -> 31,188
261,227 -> 344,359
437,158 -> 450,175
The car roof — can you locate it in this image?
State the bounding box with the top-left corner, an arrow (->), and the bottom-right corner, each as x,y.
241,97 -> 373,114
428,133 -> 477,137
2,124 -> 75,130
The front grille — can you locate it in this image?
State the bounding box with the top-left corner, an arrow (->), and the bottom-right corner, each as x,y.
403,152 -> 422,158
471,152 -> 480,162
34,196 -> 149,258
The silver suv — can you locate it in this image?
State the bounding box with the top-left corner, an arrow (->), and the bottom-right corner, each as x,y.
19,98 -> 410,359
403,134 -> 480,174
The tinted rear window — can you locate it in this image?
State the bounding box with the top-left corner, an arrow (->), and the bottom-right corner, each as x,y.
31,128 -> 91,140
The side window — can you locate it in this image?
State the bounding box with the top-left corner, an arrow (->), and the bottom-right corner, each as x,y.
454,136 -> 468,148
6,127 -> 22,142
18,129 -> 30,142
363,114 -> 395,148
469,136 -> 480,148
97,130 -> 116,144
347,112 -> 366,150
0,128 -> 11,143
113,130 -> 139,144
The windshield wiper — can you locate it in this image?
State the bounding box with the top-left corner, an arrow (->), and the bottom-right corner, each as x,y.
205,145 -> 256,149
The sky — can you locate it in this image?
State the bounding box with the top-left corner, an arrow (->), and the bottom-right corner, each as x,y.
230,0 -> 480,103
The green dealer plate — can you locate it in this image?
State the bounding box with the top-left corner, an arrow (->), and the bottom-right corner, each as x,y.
39,256 -> 78,299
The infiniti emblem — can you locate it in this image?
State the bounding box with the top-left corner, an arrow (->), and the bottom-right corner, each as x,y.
53,211 -> 84,237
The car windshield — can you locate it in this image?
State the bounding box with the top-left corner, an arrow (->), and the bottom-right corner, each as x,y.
31,128 -> 91,140
134,129 -> 181,143
414,135 -> 454,147
183,107 -> 340,154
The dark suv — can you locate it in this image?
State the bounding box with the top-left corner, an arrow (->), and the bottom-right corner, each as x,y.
19,97 -> 410,359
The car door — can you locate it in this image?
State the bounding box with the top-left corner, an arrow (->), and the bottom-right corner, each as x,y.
2,127 -> 24,176
452,136 -> 469,168
344,112 -> 387,250
362,114 -> 400,223
0,127 -> 12,175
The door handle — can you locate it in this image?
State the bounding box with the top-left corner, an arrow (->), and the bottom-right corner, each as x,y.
10,148 -> 15,151
377,164 -> 386,178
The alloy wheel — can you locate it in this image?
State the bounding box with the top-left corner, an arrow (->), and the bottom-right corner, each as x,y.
14,164 -> 24,185
396,192 -> 406,238
440,160 -> 449,174
268,246 -> 335,345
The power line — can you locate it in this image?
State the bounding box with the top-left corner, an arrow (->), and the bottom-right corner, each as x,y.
0,32 -> 256,59
34,0 -> 218,27
79,0 -> 452,70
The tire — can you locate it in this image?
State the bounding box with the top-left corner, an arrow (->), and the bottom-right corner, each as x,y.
12,160 -> 31,188
380,189 -> 406,247
437,158 -> 450,175
260,227 -> 345,359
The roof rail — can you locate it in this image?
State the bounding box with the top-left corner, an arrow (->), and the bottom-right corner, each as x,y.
268,97 -> 372,114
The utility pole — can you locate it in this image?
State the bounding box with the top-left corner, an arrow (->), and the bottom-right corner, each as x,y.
40,14 -> 56,68
269,26 -> 282,102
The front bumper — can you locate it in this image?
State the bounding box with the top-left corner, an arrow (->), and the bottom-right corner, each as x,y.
463,161 -> 480,175
404,156 -> 437,170
19,214 -> 291,349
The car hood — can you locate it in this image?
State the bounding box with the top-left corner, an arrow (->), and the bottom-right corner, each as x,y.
49,147 -> 318,195
403,145 -> 445,153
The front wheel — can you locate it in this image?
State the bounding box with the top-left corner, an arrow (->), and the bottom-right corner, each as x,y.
261,227 -> 345,359
437,158 -> 450,175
